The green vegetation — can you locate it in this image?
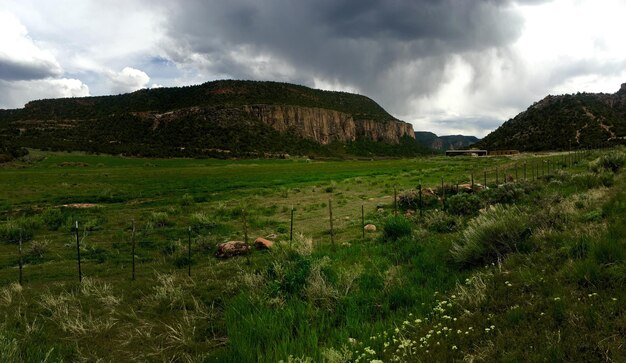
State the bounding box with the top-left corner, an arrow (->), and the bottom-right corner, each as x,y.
0,80 -> 429,158
382,215 -> 412,242
1,149 -> 624,361
476,85 -> 626,151
414,131 -> 479,151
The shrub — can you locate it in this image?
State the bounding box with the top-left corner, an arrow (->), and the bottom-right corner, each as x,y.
423,210 -> 461,233
480,183 -> 529,205
149,212 -> 171,228
571,172 -> 613,189
0,220 -> 34,244
591,237 -> 625,265
589,151 -> 626,173
41,208 -> 64,230
28,240 -> 49,259
83,245 -> 108,263
567,236 -> 591,260
173,255 -> 192,268
446,193 -> 481,216
180,193 -> 195,206
398,190 -> 439,211
382,215 -> 412,242
190,212 -> 215,230
451,205 -> 533,267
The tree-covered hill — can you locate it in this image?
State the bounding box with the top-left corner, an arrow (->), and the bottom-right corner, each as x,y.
415,131 -> 480,151
0,80 -> 428,158
475,83 -> 626,151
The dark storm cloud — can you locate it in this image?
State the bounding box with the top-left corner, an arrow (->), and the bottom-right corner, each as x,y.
160,0 -> 529,115
0,58 -> 62,81
436,116 -> 505,131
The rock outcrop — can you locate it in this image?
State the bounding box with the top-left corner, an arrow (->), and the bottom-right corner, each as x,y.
243,105 -> 414,144
0,80 -> 423,157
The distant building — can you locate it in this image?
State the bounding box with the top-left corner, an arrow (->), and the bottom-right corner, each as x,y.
489,150 -> 519,156
445,150 -> 488,157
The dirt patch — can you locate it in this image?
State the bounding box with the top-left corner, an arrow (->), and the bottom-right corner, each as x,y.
61,203 -> 99,209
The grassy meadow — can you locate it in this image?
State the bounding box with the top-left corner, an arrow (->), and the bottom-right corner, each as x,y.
1,149 -> 625,362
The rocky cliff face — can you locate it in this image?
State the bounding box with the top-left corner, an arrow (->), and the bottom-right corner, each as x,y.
0,79 -> 424,157
242,104 -> 414,144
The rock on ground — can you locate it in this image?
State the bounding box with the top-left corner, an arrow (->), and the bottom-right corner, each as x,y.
254,237 -> 273,249
215,241 -> 250,258
364,224 -> 377,232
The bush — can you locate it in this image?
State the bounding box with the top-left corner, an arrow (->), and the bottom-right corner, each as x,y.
149,212 -> 171,228
382,215 -> 412,242
591,237 -> 625,265
446,193 -> 481,216
0,220 -> 34,244
180,193 -> 195,206
28,240 -> 49,258
451,205 -> 533,267
571,172 -> 613,189
398,190 -> 439,211
480,183 -> 530,205
423,210 -> 461,233
41,208 -> 64,230
190,212 -> 215,230
589,151 -> 626,173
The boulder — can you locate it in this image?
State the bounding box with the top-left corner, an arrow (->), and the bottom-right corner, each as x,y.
364,224 -> 377,232
215,241 -> 250,258
254,237 -> 273,250
404,209 -> 415,217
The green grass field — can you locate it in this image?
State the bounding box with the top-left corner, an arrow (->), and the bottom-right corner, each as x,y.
2,149 -> 624,362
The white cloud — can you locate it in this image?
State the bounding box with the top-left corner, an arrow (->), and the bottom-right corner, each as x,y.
108,67 -> 150,94
0,11 -> 62,80
0,78 -> 89,109
1,0 -> 625,138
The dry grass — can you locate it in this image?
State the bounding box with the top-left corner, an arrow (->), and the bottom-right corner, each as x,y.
304,257 -> 338,310
0,283 -> 22,306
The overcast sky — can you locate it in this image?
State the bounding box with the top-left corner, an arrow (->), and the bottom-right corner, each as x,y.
1,0 -> 625,137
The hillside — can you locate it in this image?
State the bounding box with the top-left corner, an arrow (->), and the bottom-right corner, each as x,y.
415,131 -> 480,151
0,80 -> 425,158
475,83 -> 626,151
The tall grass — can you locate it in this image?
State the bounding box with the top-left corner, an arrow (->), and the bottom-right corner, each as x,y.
382,215 -> 412,242
451,205 -> 533,267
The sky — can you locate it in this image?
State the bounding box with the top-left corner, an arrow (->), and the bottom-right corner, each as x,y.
1,0 -> 625,138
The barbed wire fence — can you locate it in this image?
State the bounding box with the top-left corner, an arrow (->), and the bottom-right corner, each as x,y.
0,147 -> 604,285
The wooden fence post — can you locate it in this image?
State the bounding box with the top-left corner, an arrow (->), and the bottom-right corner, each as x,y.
361,205 -> 365,239
418,183 -> 423,218
75,221 -> 82,282
242,209 -> 250,265
290,206 -> 294,243
328,199 -> 334,244
187,226 -> 192,277
496,167 -> 499,185
441,177 -> 445,210
131,220 -> 136,281
394,186 -> 397,216
18,230 -> 23,285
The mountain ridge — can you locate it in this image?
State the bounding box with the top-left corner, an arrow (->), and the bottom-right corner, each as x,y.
474,83 -> 626,151
0,80 -> 426,158
414,131 -> 480,151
